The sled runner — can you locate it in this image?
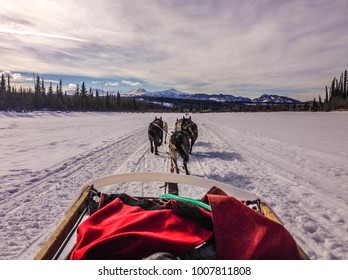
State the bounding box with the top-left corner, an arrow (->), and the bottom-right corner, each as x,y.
35,172 -> 309,260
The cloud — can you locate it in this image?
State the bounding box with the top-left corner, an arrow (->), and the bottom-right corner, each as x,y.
0,0 -> 347,100
1,70 -> 14,78
68,83 -> 77,89
105,82 -> 119,87
121,80 -> 142,87
0,26 -> 86,42
45,79 -> 60,84
1,71 -> 34,85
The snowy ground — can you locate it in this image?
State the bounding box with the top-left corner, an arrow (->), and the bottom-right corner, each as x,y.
0,111 -> 347,260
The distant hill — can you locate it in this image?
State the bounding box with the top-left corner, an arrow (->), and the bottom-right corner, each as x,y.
253,94 -> 300,104
66,87 -> 300,104
122,88 -> 300,104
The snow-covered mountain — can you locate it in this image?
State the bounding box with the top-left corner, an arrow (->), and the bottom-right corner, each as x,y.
122,88 -> 299,103
67,87 -> 300,104
253,94 -> 299,104
192,93 -> 252,103
122,88 -> 150,96
150,88 -> 190,99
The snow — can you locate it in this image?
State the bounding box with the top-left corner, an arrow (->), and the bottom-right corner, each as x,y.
0,111 -> 347,260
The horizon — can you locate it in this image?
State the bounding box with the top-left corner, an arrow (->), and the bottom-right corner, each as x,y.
1,1 -> 347,102
0,70 -> 308,102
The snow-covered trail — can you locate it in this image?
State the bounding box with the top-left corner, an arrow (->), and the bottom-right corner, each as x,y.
192,113 -> 348,260
0,112 -> 347,260
1,113 -> 183,259
0,113 -> 161,259
1,128 -> 146,259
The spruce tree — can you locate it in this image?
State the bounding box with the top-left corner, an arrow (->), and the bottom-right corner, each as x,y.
35,75 -> 41,95
116,91 -> 121,106
59,79 -> 63,95
0,73 -> 5,94
41,77 -> 46,108
80,82 -> 87,109
344,70 -> 347,99
0,73 -> 6,109
318,95 -> 323,111
33,75 -> 43,109
47,82 -> 53,109
312,98 -> 319,112
41,78 -> 46,94
81,81 -> 87,97
7,74 -> 11,94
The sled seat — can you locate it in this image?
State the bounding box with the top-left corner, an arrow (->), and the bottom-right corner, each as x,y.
69,187 -> 306,260
35,172 -> 309,260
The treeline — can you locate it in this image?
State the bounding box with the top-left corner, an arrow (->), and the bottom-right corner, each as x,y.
150,96 -> 310,113
2,71 -> 348,113
312,69 -> 348,111
0,74 -> 142,112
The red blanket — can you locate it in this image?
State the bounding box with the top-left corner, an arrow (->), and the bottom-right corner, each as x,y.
70,189 -> 302,260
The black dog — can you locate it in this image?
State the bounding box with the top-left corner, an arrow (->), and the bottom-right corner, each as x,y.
181,116 -> 198,154
170,130 -> 190,175
148,117 -> 163,155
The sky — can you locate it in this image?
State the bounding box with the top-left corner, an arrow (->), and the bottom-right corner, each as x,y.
0,0 -> 347,101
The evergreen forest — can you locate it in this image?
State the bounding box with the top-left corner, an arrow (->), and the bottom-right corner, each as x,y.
1,70 -> 347,113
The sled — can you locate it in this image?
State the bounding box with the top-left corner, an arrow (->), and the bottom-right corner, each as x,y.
34,172 -> 309,260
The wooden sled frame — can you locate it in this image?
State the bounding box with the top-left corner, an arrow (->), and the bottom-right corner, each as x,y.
34,172 -> 309,260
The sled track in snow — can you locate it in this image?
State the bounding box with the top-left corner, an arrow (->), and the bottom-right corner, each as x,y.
3,113 -> 346,260
199,118 -> 348,260
1,129 -> 145,211
0,128 -> 149,259
187,122 -> 253,192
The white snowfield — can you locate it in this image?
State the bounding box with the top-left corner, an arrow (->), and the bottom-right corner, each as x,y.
0,111 -> 347,260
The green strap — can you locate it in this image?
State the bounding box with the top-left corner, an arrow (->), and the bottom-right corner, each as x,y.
160,193 -> 211,211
